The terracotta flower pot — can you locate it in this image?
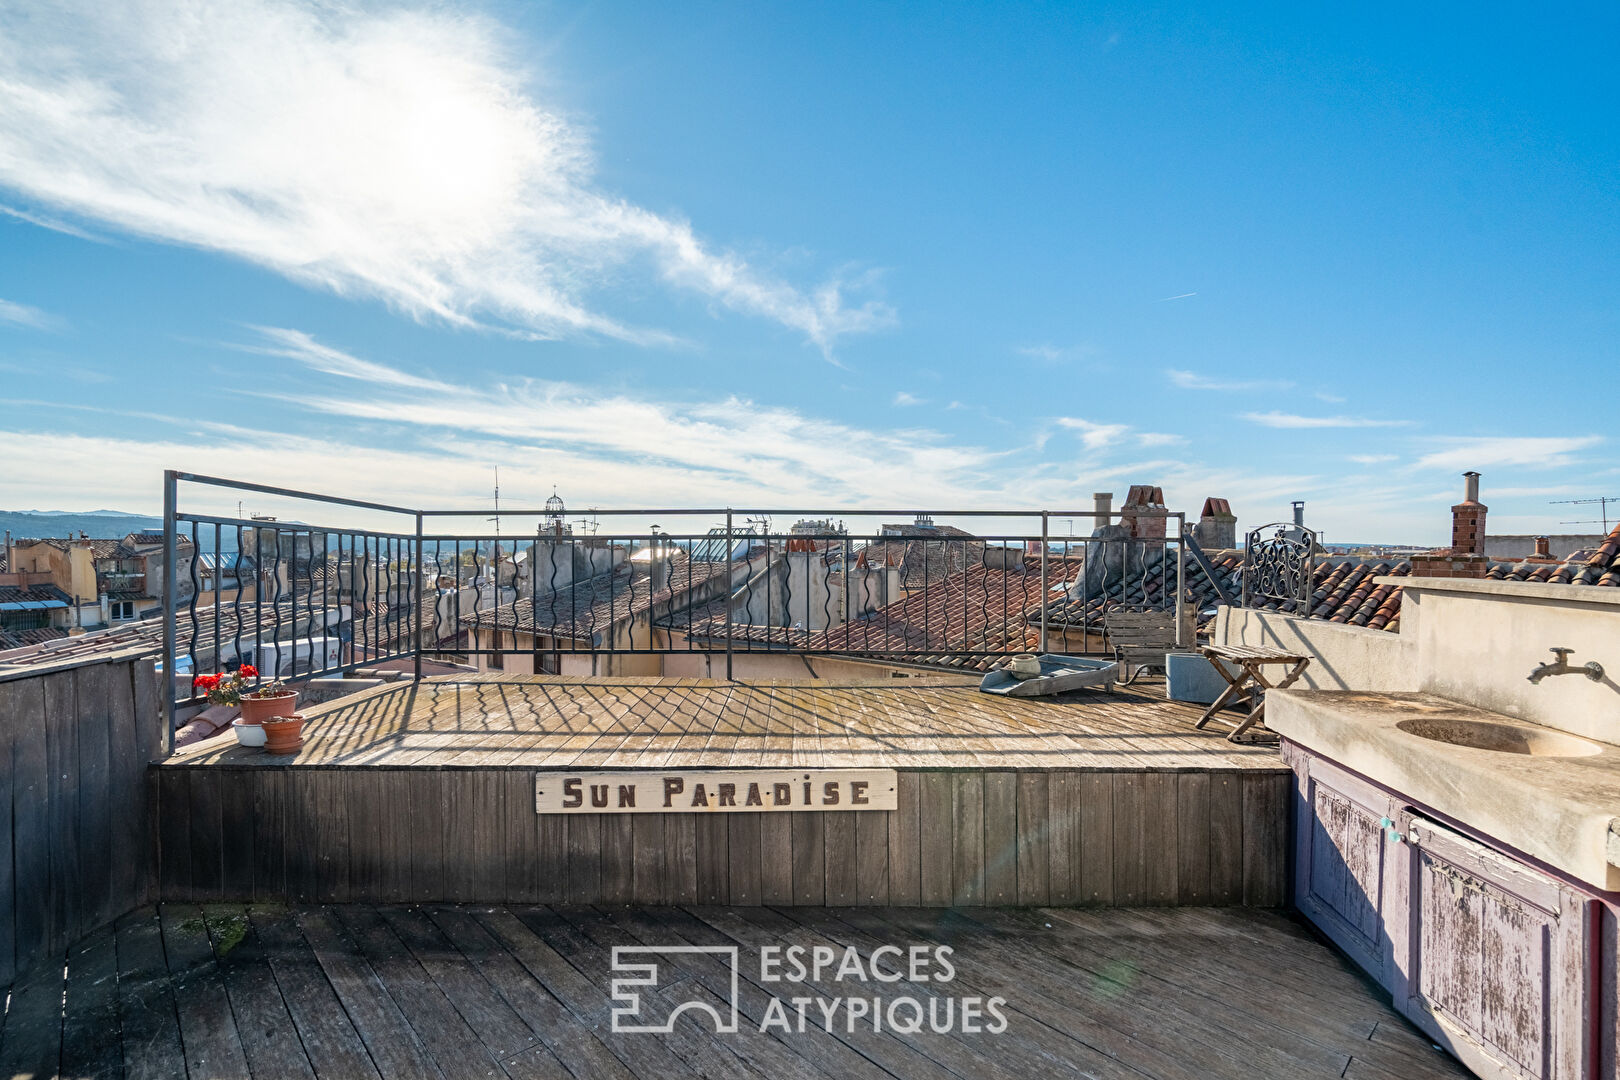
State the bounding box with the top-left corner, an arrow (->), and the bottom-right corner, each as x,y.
261,714 -> 305,755
240,691 -> 300,724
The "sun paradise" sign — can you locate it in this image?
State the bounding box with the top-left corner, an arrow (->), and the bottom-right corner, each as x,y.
535,770 -> 898,814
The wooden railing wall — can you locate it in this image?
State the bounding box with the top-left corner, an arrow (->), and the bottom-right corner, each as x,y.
0,651 -> 163,984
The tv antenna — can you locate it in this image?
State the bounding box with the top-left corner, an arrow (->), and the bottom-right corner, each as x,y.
1551,496 -> 1619,531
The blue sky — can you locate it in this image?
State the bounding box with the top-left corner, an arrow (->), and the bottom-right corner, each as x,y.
0,1 -> 1615,543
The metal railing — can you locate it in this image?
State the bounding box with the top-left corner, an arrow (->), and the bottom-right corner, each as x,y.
1241,521 -> 1318,611
163,471 -> 1197,747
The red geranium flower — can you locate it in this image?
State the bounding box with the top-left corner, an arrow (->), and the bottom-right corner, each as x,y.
239,664 -> 259,679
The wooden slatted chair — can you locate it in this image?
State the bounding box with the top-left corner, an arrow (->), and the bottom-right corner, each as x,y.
1104,608 -> 1196,685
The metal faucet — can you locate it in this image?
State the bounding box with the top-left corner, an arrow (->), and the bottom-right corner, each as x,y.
1527,647 -> 1604,685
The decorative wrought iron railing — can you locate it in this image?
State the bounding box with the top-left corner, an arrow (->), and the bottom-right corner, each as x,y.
1241,521 -> 1318,611
162,471 -> 1205,746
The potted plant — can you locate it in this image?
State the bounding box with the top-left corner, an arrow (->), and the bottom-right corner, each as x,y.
261,712 -> 306,755
239,674 -> 300,724
192,666 -> 271,746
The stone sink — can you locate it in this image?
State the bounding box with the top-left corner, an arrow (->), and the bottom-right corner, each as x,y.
1267,689 -> 1620,892
1395,715 -> 1604,757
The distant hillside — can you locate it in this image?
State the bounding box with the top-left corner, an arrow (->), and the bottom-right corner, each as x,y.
1,510 -> 164,541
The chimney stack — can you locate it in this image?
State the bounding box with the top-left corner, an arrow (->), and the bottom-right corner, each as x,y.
1411,470 -> 1491,578
1291,501 -> 1306,528
1531,535 -> 1553,561
1092,492 -> 1113,521
1450,471 -> 1487,556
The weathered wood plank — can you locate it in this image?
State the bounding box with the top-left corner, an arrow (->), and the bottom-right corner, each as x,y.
1177,772 -> 1212,904
918,771 -> 953,905
1243,772 -> 1288,906
824,810 -> 858,905
887,770 -> 921,905
695,812 -> 730,904
759,812 -> 793,905
156,767 -> 191,903
1048,770 -> 1078,905
951,771 -> 985,905
567,814 -> 603,904
42,670 -> 79,950
0,678 -> 21,985
631,812 -> 667,904
218,770 -> 256,900
791,809 -> 825,905
108,660 -> 147,917
1016,771 -> 1051,905
982,770 -> 1017,904
855,803 -> 890,905
73,662 -> 115,932
407,770 -> 447,901
663,812 -> 699,904
252,768 -> 288,902
187,769 -> 225,901
1112,771 -> 1148,904
1144,772 -> 1180,905
601,813 -> 634,904
1209,772 -> 1244,905
727,812 -> 762,905
1078,771 -> 1114,904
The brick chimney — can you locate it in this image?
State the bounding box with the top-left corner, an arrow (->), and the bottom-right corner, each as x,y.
1410,471 -> 1490,578
1450,471 -> 1487,555
1525,535 -> 1556,563
1120,485 -> 1167,540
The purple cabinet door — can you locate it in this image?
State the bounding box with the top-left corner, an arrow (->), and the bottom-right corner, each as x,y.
1389,813 -> 1593,1080
1287,745 -> 1400,987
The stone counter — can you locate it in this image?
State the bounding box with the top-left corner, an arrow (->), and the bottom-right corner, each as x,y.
1268,689 -> 1620,892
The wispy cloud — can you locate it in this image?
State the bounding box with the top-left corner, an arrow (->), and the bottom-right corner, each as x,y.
0,298 -> 55,329
1058,417 -> 1131,450
1155,292 -> 1197,302
1167,369 -> 1293,392
1314,390 -> 1347,404
0,1 -> 892,356
892,391 -> 924,407
1349,454 -> 1397,465
1412,436 -> 1603,471
1058,417 -> 1183,451
1243,411 -> 1412,430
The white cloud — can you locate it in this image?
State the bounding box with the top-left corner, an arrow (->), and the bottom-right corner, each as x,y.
1314,390 -> 1347,404
0,298 -> 53,329
1136,432 -> 1187,448
892,391 -> 925,407
1057,417 -> 1131,450
1166,369 -> 1292,392
1349,454 -> 1397,465
1412,436 -> 1603,471
0,1 -> 892,355
1243,411 -> 1412,429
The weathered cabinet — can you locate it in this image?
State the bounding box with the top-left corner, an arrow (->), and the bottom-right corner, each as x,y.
1288,748 -> 1401,985
1389,813 -> 1591,1080
1287,744 -> 1599,1080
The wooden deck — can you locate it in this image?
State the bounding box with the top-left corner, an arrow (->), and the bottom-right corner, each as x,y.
166,675 -> 1285,771
0,903 -> 1468,1080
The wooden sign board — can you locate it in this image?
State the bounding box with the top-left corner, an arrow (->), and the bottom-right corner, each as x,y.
535,770 -> 897,814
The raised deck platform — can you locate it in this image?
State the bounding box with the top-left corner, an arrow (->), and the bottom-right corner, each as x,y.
0,902 -> 1468,1080
155,676 -> 1293,909
168,674 -> 1287,771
